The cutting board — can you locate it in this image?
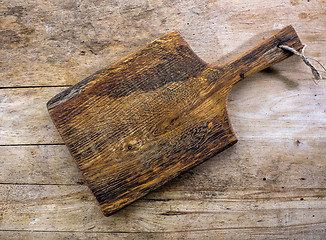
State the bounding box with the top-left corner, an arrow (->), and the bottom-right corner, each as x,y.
47,25 -> 303,216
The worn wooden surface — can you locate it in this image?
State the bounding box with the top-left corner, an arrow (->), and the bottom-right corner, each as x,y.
0,0 -> 325,239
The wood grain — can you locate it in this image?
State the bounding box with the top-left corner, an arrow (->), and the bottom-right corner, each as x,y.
1,0 -> 326,238
47,26 -> 303,216
0,184 -> 325,232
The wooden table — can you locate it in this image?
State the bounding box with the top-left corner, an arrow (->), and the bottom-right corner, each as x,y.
1,0 -> 325,239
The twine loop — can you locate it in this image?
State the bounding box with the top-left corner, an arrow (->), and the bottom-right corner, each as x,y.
279,44 -> 325,83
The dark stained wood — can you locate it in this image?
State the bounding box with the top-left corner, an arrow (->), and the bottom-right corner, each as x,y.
47,25 -> 303,216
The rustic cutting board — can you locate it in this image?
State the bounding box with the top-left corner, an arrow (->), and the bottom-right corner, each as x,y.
47,25 -> 303,216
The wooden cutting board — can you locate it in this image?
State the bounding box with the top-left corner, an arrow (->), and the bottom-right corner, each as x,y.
47,25 -> 303,216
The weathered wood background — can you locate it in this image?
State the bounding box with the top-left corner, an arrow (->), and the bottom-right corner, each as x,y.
1,0 -> 325,239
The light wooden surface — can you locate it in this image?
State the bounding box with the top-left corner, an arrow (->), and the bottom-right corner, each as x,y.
1,0 -> 325,239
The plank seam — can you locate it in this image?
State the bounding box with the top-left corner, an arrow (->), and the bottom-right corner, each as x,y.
0,143 -> 65,147
0,222 -> 325,234
0,85 -> 72,89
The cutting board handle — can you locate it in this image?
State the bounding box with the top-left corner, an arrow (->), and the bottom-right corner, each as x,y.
218,25 -> 303,90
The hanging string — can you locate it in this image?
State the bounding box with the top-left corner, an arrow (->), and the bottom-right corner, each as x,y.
278,44 -> 326,83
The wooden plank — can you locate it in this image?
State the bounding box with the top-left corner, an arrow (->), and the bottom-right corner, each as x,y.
0,0 -> 325,87
1,138 -> 325,187
1,77 -> 326,145
0,224 -> 325,240
0,184 -> 325,237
